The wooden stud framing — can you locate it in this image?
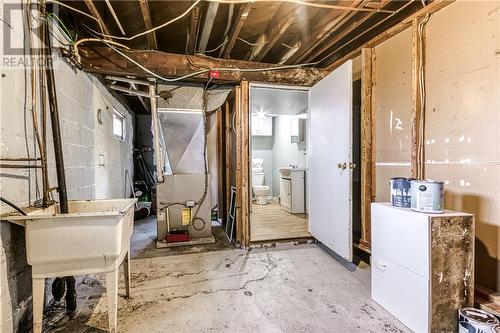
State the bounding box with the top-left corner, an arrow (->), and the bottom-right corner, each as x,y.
235,81 -> 250,246
359,47 -> 375,251
84,0 -> 111,37
139,0 -> 158,50
411,17 -> 423,179
222,3 -> 252,59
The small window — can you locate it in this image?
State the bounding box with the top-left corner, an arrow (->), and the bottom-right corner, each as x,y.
113,110 -> 125,140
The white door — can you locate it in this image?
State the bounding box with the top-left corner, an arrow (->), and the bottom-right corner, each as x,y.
308,60 -> 353,261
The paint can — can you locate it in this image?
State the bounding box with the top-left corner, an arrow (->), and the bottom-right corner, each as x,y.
390,177 -> 412,208
410,179 -> 444,213
458,308 -> 499,333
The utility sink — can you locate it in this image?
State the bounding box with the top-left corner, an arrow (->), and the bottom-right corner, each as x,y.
279,167 -> 305,177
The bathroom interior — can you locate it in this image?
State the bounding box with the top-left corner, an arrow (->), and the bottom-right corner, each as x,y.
250,86 -> 310,242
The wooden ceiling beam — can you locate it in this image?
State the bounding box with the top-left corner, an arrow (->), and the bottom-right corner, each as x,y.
84,0 -> 111,37
221,3 -> 252,59
303,0 -> 393,63
187,5 -> 201,54
248,5 -> 299,62
197,2 -> 220,52
285,0 -> 365,64
139,0 -> 158,50
80,46 -> 326,86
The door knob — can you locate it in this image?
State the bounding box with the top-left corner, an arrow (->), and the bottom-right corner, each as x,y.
337,162 -> 347,170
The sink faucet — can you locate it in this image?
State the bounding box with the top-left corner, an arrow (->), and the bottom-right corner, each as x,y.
289,164 -> 298,168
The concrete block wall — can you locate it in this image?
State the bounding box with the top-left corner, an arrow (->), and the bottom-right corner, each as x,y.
0,7 -> 134,330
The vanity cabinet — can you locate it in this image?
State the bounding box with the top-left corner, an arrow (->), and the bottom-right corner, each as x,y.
251,115 -> 272,136
279,170 -> 305,214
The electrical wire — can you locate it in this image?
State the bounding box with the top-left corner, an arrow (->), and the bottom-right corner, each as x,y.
48,0 -> 392,48
75,0 -> 200,42
237,37 -> 268,47
316,0 -> 416,65
205,0 -> 395,13
1,197 -> 28,216
417,13 -> 430,179
106,42 -> 211,81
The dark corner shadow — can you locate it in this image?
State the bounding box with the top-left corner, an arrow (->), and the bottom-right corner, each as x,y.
44,275 -> 107,333
0,219 -> 32,331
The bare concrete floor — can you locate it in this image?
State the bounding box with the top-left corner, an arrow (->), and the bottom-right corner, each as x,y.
44,217 -> 409,333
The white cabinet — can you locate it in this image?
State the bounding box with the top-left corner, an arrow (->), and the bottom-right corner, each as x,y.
279,170 -> 305,214
371,203 -> 474,333
252,115 -> 272,136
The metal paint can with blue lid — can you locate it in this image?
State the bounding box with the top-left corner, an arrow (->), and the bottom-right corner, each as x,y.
410,179 -> 444,213
390,177 -> 412,208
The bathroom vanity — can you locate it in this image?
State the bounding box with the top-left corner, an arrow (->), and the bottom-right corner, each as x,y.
279,168 -> 305,214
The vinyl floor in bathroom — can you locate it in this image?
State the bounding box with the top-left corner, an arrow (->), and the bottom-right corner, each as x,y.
250,200 -> 310,242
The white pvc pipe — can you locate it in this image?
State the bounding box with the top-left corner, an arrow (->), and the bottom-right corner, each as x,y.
149,84 -> 164,183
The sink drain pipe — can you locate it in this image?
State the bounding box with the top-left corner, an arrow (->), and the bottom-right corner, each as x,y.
44,18 -> 76,313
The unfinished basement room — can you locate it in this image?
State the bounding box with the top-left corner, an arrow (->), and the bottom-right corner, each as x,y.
1,0 -> 499,332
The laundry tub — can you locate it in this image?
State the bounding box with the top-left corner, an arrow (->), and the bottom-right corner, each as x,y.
7,198 -> 137,333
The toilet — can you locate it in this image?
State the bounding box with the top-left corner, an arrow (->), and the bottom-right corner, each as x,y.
252,159 -> 270,205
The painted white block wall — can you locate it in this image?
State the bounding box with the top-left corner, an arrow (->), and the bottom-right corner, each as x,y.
0,7 -> 134,330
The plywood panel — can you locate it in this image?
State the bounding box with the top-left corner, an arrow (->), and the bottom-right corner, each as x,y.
424,1 -> 500,291
373,28 -> 413,201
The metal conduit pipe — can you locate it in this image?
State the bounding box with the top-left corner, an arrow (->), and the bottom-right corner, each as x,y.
0,164 -> 43,169
109,84 -> 152,98
105,75 -> 152,86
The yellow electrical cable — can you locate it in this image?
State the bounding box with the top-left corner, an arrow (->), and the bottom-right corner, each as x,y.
205,0 -> 395,14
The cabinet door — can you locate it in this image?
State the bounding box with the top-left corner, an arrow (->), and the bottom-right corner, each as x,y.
262,117 -> 273,136
280,178 -> 291,208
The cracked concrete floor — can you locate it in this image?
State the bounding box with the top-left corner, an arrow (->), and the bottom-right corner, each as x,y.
45,242 -> 410,333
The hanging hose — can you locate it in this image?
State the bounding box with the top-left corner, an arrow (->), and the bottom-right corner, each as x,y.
0,197 -> 27,216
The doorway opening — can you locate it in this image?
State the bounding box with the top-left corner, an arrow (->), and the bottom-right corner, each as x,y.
249,85 -> 310,242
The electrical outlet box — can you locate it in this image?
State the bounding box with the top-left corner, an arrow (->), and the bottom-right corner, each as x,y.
158,212 -> 166,222
99,154 -> 105,166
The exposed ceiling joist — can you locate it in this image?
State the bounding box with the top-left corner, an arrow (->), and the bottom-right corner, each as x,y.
304,0 -> 394,63
248,5 -> 299,62
104,0 -> 125,35
187,5 -> 201,54
139,0 -> 158,49
80,47 -> 326,86
221,3 -> 252,59
84,0 -> 111,37
197,2 -> 220,52
285,0 -> 365,64
324,0 -> 454,71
